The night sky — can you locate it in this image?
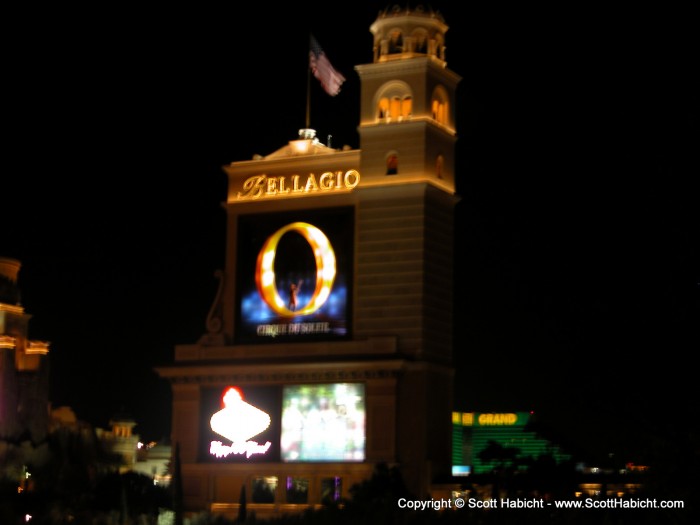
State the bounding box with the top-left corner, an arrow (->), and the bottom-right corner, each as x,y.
4,2 -> 698,461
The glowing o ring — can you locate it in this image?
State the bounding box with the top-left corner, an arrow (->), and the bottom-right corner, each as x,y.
255,222 -> 336,317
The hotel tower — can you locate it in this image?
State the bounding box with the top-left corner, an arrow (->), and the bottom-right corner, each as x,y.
157,5 -> 461,517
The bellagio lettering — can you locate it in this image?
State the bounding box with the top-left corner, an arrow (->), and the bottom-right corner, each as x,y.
237,170 -> 360,200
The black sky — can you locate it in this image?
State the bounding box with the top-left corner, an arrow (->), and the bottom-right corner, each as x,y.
4,2 -> 698,458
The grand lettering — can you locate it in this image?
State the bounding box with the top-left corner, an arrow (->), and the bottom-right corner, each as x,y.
478,413 -> 518,426
237,170 -> 360,200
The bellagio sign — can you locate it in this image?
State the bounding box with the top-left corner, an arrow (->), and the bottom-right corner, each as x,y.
236,170 -> 361,200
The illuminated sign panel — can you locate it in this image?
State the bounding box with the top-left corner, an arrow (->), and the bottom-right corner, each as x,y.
477,413 -> 519,426
209,387 -> 272,458
200,386 -> 281,463
452,411 -> 571,475
235,207 -> 353,344
236,170 -> 360,201
200,383 -> 366,463
452,465 -> 471,477
452,412 -> 527,427
281,383 -> 365,462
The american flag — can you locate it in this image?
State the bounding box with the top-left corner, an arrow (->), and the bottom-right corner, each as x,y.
309,34 -> 346,97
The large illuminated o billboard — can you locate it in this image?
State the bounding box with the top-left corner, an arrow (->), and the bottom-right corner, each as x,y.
235,207 -> 353,344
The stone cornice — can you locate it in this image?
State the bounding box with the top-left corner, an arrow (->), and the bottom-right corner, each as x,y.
157,359 -> 408,386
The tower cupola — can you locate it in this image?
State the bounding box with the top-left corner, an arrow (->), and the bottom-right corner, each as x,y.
370,4 -> 448,65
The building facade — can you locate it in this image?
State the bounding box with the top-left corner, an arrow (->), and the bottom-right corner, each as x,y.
0,257 -> 51,444
156,5 -> 461,518
452,412 -> 572,476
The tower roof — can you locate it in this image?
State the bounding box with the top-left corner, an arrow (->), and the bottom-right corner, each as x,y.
370,4 -> 449,65
376,3 -> 445,23
0,257 -> 21,305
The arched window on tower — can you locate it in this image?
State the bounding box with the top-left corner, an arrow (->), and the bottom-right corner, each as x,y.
432,100 -> 445,124
378,98 -> 390,119
412,30 -> 428,54
401,96 -> 412,119
436,154 -> 444,179
435,34 -> 445,61
416,33 -> 428,55
431,87 -> 449,126
386,152 -> 399,175
376,81 -> 413,122
389,30 -> 403,54
390,97 -> 401,120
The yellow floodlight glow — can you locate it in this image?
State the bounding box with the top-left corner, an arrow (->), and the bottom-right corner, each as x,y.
0,335 -> 16,349
26,341 -> 50,355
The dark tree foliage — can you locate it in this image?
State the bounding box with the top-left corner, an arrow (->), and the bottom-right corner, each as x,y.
23,428 -> 116,521
237,484 -> 247,523
172,441 -> 185,525
5,428 -> 172,524
93,471 -> 170,517
477,440 -> 522,472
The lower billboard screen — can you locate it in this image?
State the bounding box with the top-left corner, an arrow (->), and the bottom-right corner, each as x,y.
281,383 -> 365,462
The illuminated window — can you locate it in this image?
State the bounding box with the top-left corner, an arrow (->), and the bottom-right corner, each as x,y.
252,476 -> 277,503
377,96 -> 412,121
436,154 -> 444,179
378,98 -> 389,119
390,97 -> 401,120
386,153 -> 398,175
431,100 -> 444,124
376,82 -> 412,122
431,87 -> 449,126
286,477 -> 309,504
321,477 -> 342,503
401,96 -> 412,119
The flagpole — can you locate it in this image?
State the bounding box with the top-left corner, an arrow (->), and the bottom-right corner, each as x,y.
306,60 -> 311,130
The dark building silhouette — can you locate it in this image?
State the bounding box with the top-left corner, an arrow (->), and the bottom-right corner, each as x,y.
0,257 -> 51,443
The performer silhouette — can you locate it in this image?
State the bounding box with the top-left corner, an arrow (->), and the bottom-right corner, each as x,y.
288,280 -> 303,311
